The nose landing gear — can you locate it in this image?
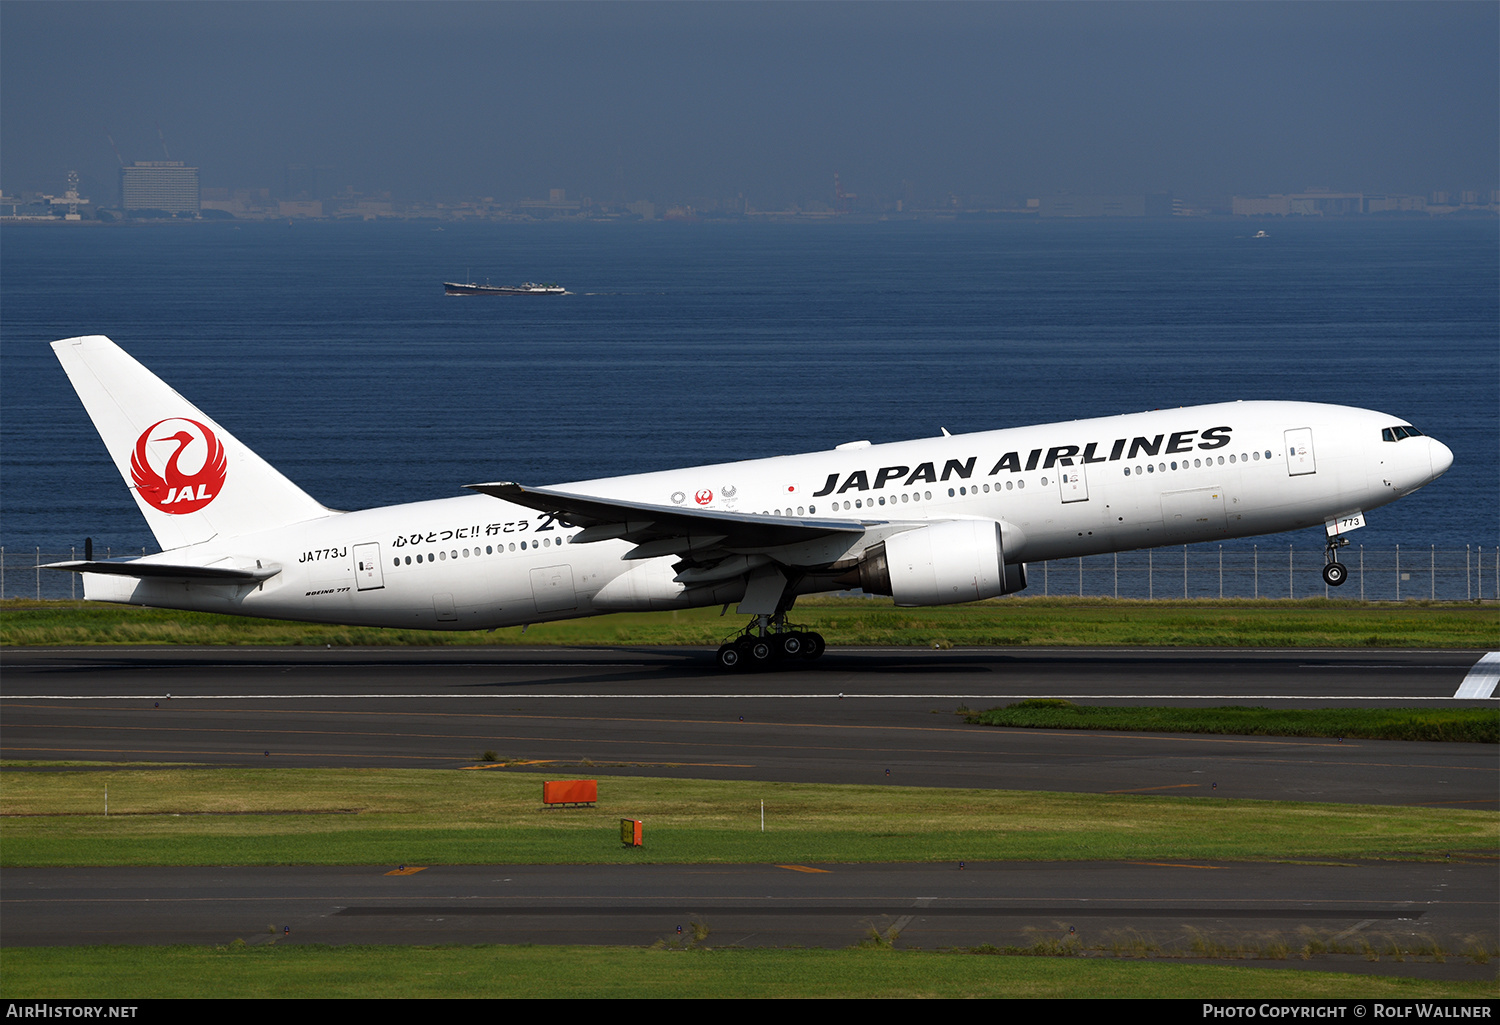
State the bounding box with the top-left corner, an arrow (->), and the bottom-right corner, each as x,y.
1322,535 -> 1350,587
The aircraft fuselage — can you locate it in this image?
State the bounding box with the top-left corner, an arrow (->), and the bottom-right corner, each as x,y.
81,399 -> 1451,630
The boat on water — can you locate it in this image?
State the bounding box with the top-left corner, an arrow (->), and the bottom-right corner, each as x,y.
443,280 -> 567,296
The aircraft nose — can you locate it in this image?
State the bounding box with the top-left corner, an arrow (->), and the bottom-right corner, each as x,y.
1429,438 -> 1454,480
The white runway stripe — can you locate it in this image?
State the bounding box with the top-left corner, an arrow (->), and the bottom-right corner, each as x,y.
0,692 -> 1483,702
1454,651 -> 1500,699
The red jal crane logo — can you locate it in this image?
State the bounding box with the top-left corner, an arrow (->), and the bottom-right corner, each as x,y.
130,418 -> 227,514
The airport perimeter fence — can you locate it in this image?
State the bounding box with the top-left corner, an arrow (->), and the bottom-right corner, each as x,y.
2,544 -> 1497,604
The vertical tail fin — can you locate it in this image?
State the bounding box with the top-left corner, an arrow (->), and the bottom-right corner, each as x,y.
52,335 -> 331,551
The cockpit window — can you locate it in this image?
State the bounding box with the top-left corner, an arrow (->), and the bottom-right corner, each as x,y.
1382,425 -> 1425,442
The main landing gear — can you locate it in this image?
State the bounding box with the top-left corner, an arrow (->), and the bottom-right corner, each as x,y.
1322,535 -> 1350,587
715,612 -> 826,672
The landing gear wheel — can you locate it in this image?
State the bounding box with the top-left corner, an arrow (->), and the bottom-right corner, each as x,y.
747,638 -> 774,668
778,632 -> 804,658
716,643 -> 743,670
1322,562 -> 1348,587
800,632 -> 826,661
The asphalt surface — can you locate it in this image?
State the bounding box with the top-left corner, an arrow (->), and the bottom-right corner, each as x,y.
3,859 -> 1496,980
3,646 -> 1494,804
2,645 -> 1496,977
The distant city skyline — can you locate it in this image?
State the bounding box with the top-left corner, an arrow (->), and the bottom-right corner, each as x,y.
3,2 -> 1496,208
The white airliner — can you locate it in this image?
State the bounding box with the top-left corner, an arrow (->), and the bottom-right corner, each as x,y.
48,335 -> 1452,669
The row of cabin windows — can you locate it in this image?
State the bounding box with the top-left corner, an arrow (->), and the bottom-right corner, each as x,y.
392,446 -> 1285,565
763,480 -> 1040,516
753,452 -> 1274,515
1123,450 -> 1272,476
393,534 -> 575,568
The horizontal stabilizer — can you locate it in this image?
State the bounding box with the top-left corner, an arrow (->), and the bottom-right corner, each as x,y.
44,559 -> 281,583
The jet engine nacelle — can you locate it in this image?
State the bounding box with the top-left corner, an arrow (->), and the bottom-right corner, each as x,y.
852,519 -> 1027,606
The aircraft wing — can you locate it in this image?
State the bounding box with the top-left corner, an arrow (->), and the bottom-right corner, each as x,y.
466,481 -> 872,563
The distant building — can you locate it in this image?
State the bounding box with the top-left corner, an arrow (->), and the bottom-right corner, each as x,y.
120,161 -> 199,214
1232,191 -> 1363,216
278,200 -> 324,219
1038,194 -> 1174,218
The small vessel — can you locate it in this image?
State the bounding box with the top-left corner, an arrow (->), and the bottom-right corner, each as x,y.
1252,230 -> 1270,239
444,280 -> 567,296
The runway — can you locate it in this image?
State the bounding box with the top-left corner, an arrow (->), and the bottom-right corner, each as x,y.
2,646 -> 1494,805
3,645 -> 1495,973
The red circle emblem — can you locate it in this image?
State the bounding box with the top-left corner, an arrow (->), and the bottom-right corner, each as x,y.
129,418 -> 228,515
694,489 -> 713,505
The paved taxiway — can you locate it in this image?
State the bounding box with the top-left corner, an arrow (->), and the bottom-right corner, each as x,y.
3,646 -> 1495,973
4,858 -> 1496,980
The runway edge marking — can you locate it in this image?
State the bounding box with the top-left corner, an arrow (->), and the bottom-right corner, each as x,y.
1453,651 -> 1500,699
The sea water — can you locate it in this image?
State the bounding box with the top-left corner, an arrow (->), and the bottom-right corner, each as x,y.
2,218 -> 1495,567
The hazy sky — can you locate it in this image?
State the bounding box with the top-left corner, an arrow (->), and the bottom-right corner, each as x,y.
4,2 -> 1496,205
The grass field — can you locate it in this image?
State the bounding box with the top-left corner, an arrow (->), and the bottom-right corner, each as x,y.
4,768 -> 1494,868
3,595 -> 1496,648
968,701 -> 1499,743
3,945 -> 1495,999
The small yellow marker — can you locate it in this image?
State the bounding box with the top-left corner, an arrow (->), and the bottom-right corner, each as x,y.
385,866 -> 427,876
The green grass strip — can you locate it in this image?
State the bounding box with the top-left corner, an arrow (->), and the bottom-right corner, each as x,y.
3,769 -> 1494,867
2,945 -> 1495,1000
968,701 -> 1500,743
3,596 -> 1496,648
